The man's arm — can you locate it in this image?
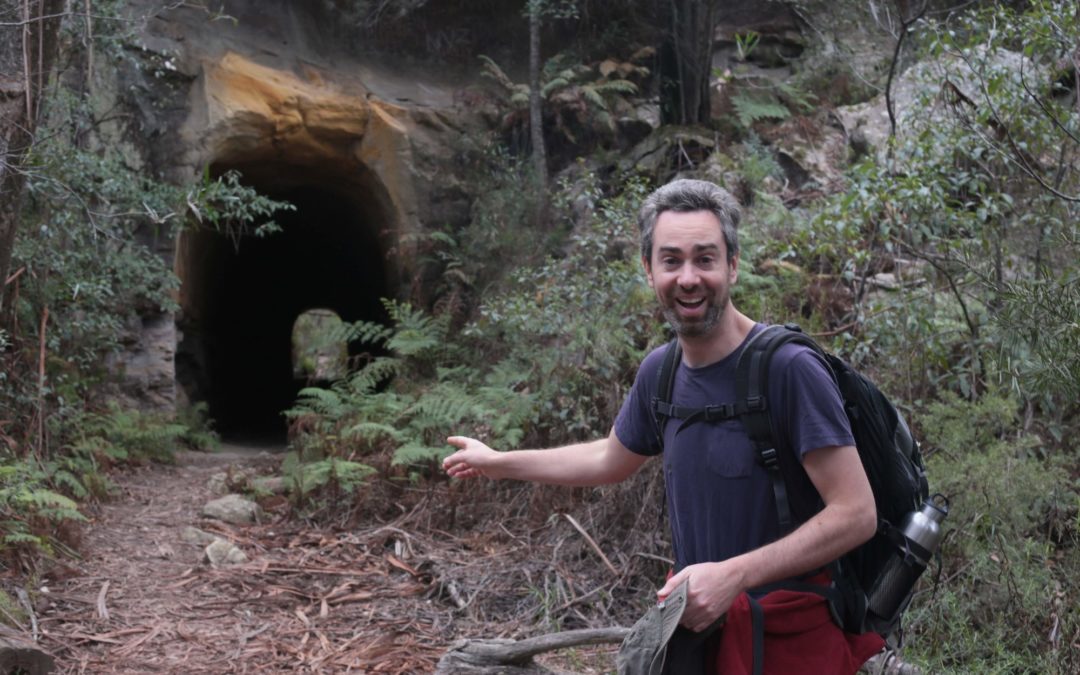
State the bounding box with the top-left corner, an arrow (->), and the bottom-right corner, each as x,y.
443,428 -> 649,486
658,443 -> 876,632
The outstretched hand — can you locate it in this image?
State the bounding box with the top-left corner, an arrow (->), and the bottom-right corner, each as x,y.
443,436 -> 504,480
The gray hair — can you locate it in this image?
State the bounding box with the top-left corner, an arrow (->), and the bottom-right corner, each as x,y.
637,179 -> 741,263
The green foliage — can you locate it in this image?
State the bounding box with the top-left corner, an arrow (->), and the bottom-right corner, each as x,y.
287,299 -> 534,471
0,589 -> 28,628
734,31 -> 760,62
719,71 -> 816,135
0,4 -> 291,570
480,49 -> 645,145
904,390 -> 1078,672
280,452 -> 375,500
74,403 -> 186,464
467,174 -> 661,443
793,0 -> 1080,407
184,168 -> 295,251
176,402 -> 221,452
0,458 -> 88,556
731,92 -> 792,129
734,132 -> 785,195
284,171 -> 661,499
448,143 -> 546,295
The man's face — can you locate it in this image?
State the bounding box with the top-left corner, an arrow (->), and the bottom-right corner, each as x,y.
644,210 -> 738,338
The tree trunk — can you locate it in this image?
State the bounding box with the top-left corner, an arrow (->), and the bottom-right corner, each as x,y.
660,0 -> 716,125
527,0 -> 549,226
0,0 -> 66,312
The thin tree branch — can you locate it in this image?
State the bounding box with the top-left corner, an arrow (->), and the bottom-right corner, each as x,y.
885,0 -> 929,146
943,50 -> 1080,202
1017,56 -> 1080,147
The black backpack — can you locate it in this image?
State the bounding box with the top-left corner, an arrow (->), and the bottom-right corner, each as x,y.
651,323 -> 932,638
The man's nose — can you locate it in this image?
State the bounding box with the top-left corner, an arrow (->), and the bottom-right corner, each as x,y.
678,265 -> 700,287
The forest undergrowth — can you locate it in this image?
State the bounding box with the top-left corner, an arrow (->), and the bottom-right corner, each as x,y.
1,1 -> 1079,673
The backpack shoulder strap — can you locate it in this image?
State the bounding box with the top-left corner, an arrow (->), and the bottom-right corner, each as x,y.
650,339 -> 681,449
650,337 -> 754,448
735,323 -> 828,532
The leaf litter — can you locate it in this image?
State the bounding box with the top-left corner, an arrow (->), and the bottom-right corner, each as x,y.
34,448 -> 670,673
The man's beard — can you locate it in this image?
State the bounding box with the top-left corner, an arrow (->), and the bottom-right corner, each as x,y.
662,300 -> 724,337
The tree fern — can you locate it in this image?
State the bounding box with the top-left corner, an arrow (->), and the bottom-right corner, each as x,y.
479,54 -> 529,109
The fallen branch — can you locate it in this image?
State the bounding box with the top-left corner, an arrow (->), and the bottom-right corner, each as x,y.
561,513 -> 619,577
436,627 -> 628,674
0,624 -> 54,674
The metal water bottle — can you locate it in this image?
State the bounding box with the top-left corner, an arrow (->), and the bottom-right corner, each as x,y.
867,494 -> 950,623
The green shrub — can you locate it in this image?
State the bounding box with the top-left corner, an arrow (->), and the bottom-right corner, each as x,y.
176,402 -> 221,452
903,390 -> 1079,672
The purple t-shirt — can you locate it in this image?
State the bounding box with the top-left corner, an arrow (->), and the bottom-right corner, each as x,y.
614,324 -> 854,571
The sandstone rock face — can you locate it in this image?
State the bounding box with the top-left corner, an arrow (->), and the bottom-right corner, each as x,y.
113,1 -> 479,413
834,50 -> 1031,164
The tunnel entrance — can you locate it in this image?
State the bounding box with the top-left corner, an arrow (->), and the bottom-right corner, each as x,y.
176,161 -> 393,443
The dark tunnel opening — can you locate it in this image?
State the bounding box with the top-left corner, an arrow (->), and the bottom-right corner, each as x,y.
176,164 -> 392,444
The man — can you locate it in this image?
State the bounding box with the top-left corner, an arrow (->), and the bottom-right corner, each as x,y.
443,179 -> 881,672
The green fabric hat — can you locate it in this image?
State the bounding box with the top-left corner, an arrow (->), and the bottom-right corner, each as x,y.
616,580 -> 689,675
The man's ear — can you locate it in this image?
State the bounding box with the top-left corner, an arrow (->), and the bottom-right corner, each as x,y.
642,255 -> 654,288
729,254 -> 739,284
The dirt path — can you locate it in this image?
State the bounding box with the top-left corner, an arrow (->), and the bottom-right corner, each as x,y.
34,446 -> 454,674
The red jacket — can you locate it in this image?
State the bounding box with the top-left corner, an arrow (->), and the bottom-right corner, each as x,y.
708,575 -> 885,675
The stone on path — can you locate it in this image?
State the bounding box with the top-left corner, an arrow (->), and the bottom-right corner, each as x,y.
181,526 -> 219,546
202,494 -> 262,525
204,539 -> 248,566
251,476 -> 287,495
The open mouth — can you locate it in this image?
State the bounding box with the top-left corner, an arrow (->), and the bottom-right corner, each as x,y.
676,298 -> 705,312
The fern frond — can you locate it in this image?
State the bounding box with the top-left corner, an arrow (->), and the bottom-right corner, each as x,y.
541,77 -> 571,98
776,81 -> 818,113
479,55 -> 515,90
344,356 -> 402,395
344,422 -> 405,443
290,458 -> 375,496
387,314 -> 447,357
2,532 -> 42,546
392,442 -> 453,466
290,387 -> 350,420
509,91 -> 530,108
581,86 -> 610,111
407,392 -> 477,427
339,319 -> 394,348
51,470 -> 89,499
732,94 -> 791,129
595,79 -> 639,96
